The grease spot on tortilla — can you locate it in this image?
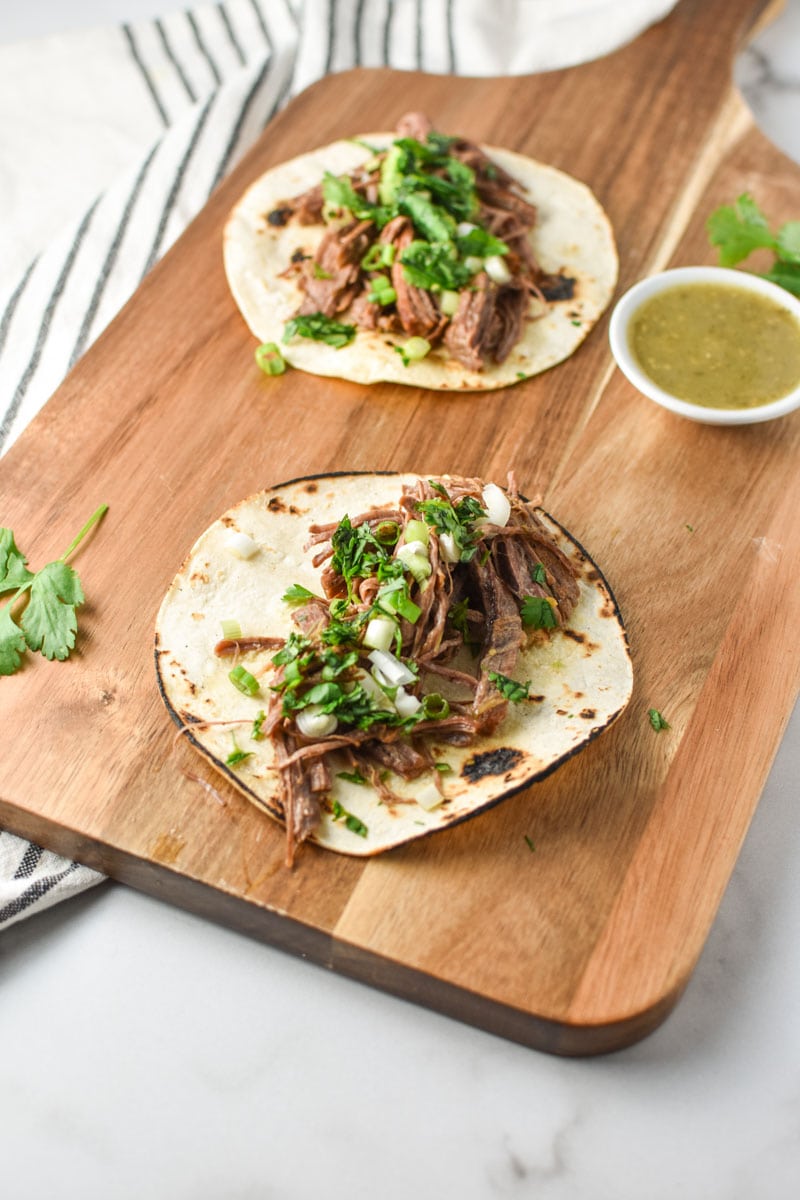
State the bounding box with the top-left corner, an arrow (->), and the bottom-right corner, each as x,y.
462,747 -> 524,782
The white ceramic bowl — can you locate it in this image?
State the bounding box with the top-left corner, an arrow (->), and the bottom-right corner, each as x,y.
608,265 -> 800,425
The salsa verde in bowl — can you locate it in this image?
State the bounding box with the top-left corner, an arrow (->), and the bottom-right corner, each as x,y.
608,266 -> 800,425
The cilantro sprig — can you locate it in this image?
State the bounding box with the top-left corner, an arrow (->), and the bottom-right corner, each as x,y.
0,504 -> 107,676
707,193 -> 800,296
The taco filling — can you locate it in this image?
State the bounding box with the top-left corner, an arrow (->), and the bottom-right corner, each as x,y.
223,118 -> 617,390
155,474 -> 633,866
277,112 -> 574,372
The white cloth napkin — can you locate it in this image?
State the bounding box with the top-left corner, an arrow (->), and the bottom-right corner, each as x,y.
0,0 -> 676,928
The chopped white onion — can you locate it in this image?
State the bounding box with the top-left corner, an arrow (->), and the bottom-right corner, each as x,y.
484,254 -> 512,284
438,532 -> 460,563
464,255 -> 484,274
358,670 -> 395,708
415,779 -> 444,811
481,482 -> 511,528
368,648 -> 416,688
223,530 -> 258,559
394,687 -> 422,718
296,704 -> 338,738
363,616 -> 396,652
397,540 -> 429,561
456,221 -> 477,236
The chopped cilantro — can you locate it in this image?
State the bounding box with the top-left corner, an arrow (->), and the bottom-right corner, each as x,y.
337,769 -> 369,786
488,671 -> 530,703
531,562 -> 547,585
648,708 -> 670,732
283,313 -> 356,348
417,483 -> 486,562
282,583 -> 317,605
331,798 -> 368,837
520,595 -> 558,629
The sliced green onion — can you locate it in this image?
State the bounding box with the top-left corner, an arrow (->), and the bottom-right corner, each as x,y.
374,520 -> 400,546
464,256 -> 484,273
422,693 -> 450,719
255,342 -> 286,375
220,619 -> 242,639
367,275 -> 397,306
439,289 -> 460,316
229,665 -> 260,696
361,242 -> 395,270
399,336 -> 431,362
403,519 -> 429,545
363,616 -> 397,652
379,587 -> 421,624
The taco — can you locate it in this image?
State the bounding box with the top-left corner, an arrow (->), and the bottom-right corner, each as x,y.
155,473 -> 633,865
223,112 -> 618,390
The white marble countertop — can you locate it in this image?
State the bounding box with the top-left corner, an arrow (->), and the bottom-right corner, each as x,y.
2,2 -> 800,1196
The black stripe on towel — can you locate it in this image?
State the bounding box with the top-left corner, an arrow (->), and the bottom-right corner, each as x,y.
186,10 -> 223,87
218,2 -> 247,66
0,861 -> 80,924
0,257 -> 38,359
0,199 -> 100,454
69,143 -> 160,369
122,23 -> 170,127
141,93 -> 217,278
155,17 -> 198,103
13,843 -> 44,880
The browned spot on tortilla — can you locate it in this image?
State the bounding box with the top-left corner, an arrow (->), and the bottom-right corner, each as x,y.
579,708 -> 597,720
221,516 -> 236,527
462,747 -> 523,782
529,694 -> 545,703
600,597 -> 617,618
562,628 -> 600,653
289,505 -> 300,515
305,482 -> 318,493
584,567 -> 601,582
190,571 -> 210,584
151,833 -> 185,864
268,497 -> 287,512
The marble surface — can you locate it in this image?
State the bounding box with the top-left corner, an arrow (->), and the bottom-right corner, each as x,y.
2,2 -> 800,1196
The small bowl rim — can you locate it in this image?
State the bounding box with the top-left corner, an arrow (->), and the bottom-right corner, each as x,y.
608,265 -> 800,426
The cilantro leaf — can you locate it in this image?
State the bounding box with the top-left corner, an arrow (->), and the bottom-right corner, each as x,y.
706,193 -> 776,267
776,220 -> 800,265
763,260 -> 800,297
520,595 -> 558,629
400,240 -> 472,291
648,708 -> 670,732
283,313 -> 356,349
0,606 -> 28,675
488,671 -> 530,703
21,560 -> 84,661
0,529 -> 34,593
282,583 -> 317,605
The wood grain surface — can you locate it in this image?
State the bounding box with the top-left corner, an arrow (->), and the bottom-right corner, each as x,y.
2,0 -> 798,1055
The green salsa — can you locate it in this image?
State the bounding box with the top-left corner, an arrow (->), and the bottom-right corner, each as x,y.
628,282 -> 800,409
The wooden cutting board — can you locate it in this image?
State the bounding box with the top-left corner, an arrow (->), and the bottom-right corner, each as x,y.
2,0 -> 798,1055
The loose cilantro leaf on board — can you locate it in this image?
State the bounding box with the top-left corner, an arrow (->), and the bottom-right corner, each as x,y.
0,505 -> 107,676
0,529 -> 35,593
648,708 -> 670,732
707,193 -> 800,296
21,560 -> 84,661
0,607 -> 28,675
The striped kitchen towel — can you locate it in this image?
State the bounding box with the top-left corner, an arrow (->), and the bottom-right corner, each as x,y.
0,0 -> 676,927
